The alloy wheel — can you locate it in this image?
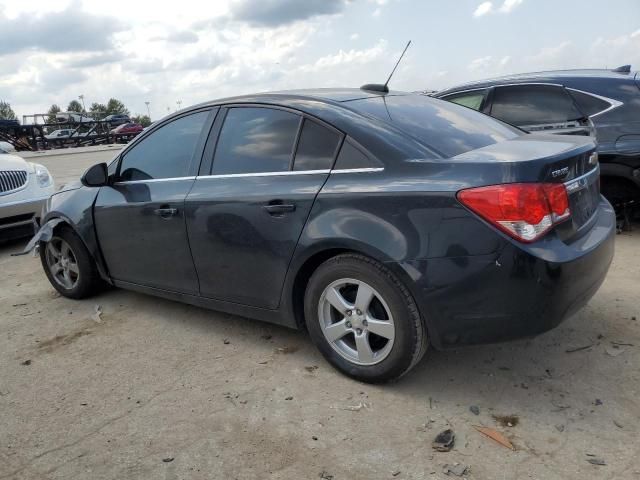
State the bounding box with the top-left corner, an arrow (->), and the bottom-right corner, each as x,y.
45,237 -> 80,290
318,278 -> 395,366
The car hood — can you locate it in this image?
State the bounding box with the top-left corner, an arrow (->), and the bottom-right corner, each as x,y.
0,153 -> 33,172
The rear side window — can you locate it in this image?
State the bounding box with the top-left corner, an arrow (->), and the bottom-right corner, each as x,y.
568,90 -> 611,117
347,94 -> 519,158
444,90 -> 487,111
213,107 -> 300,174
293,119 -> 341,171
490,85 -> 583,126
119,111 -> 209,181
334,141 -> 381,169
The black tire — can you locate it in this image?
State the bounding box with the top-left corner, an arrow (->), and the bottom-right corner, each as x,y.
40,226 -> 103,299
304,253 -> 428,383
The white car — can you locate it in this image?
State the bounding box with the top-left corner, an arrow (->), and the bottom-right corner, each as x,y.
0,153 -> 55,241
0,141 -> 16,153
45,129 -> 75,140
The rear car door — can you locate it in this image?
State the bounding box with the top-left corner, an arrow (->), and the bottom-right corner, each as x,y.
487,84 -> 592,136
186,106 -> 343,309
94,109 -> 214,294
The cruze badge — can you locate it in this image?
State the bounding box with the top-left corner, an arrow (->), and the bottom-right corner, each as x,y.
551,166 -> 569,178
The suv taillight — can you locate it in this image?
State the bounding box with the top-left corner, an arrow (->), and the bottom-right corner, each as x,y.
457,183 -> 570,242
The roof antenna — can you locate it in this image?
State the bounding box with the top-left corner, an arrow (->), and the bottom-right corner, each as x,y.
361,40 -> 411,93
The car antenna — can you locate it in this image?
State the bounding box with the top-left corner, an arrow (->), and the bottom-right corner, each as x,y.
361,40 -> 412,93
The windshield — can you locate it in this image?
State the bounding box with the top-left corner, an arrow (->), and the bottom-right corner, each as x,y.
344,94 -> 521,158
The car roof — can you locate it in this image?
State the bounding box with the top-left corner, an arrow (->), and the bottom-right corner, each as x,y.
435,68 -> 639,96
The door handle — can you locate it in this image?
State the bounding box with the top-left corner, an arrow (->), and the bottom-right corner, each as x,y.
154,207 -> 178,218
263,203 -> 296,215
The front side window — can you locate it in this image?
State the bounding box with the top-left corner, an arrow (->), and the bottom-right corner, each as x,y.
119,111 -> 209,181
490,85 -> 583,126
212,107 -> 300,175
293,119 -> 341,171
444,90 -> 487,111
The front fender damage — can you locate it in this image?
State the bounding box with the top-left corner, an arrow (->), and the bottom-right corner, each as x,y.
12,218 -> 66,257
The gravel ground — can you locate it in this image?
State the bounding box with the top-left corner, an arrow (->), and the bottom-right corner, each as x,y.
1,147 -> 639,479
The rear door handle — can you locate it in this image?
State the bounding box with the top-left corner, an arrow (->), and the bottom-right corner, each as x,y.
263,203 -> 296,215
154,207 -> 178,218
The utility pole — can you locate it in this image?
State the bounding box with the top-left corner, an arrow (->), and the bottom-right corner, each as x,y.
78,94 -> 86,112
145,101 -> 151,120
176,100 -> 182,111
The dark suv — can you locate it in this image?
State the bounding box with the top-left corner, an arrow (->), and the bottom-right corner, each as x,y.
434,67 -> 640,213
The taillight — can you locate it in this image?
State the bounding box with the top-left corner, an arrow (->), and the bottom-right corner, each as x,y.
457,183 -> 571,242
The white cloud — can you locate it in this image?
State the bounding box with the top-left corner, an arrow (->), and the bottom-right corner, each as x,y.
300,39 -> 387,72
631,29 -> 640,38
499,55 -> 511,66
499,0 -> 523,13
350,33 -> 359,40
468,55 -> 493,71
473,2 -> 493,17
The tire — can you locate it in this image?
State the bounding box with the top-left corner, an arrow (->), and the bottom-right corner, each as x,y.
40,226 -> 103,299
304,253 -> 428,383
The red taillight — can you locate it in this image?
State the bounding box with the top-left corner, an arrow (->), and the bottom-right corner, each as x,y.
457,183 -> 571,242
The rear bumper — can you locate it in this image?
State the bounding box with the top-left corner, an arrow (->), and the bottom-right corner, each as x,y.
399,197 -> 616,349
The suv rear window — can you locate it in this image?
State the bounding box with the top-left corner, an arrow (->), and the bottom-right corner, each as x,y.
344,94 -> 520,158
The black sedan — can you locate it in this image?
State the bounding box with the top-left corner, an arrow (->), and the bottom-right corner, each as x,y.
34,88 -> 615,382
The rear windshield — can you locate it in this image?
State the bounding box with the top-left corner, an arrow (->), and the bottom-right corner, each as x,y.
344,94 -> 521,158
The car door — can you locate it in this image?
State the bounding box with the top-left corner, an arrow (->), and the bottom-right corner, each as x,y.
94,108 -> 215,293
487,84 -> 592,136
186,105 -> 343,309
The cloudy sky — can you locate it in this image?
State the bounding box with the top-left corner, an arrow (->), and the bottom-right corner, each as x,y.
0,0 -> 639,121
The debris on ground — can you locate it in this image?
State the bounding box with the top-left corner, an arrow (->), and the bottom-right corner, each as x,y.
594,399 -> 603,406
162,457 -> 174,463
606,346 -> 625,357
611,340 -> 634,347
492,414 -> 519,427
319,471 -> 333,479
305,365 -> 319,372
443,463 -> 468,477
473,425 -> 515,450
392,471 -> 401,477
276,346 -> 299,354
285,396 -> 293,401
21,359 -> 31,366
432,429 -> 455,452
223,339 -> 230,344
565,343 -> 594,353
470,405 -> 480,415
613,420 -> 624,429
12,303 -> 27,307
555,424 -> 565,432
261,334 -> 272,340
338,401 -> 370,412
587,458 -> 606,466
92,304 -> 102,323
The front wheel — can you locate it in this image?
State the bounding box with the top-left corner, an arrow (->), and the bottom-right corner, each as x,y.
304,254 -> 428,383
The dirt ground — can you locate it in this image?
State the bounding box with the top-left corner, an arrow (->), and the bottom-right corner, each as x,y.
1,147 -> 639,480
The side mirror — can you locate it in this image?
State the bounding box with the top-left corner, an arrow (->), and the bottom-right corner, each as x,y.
81,162 -> 108,187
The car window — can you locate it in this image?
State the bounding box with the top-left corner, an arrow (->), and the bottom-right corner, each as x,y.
490,85 -> 583,126
333,140 -> 382,169
212,107 -> 300,175
293,119 -> 341,171
444,90 -> 487,111
119,110 -> 209,181
347,94 -> 520,158
567,90 -> 612,117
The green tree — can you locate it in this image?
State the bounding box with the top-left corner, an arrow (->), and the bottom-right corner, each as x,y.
47,104 -> 61,124
0,100 -> 17,120
89,102 -> 107,117
131,114 -> 151,127
105,98 -> 129,116
67,100 -> 83,113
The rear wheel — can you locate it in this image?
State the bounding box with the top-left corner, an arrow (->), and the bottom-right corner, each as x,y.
40,227 -> 103,299
304,253 -> 427,383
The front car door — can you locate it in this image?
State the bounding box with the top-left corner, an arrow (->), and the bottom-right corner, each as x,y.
186,105 -> 343,309
94,108 -> 215,294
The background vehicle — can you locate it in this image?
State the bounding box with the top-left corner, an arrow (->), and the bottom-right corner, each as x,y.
0,141 -> 16,153
434,66 -> 640,216
55,112 -> 93,123
0,153 -> 54,241
45,129 -> 75,140
104,114 -> 131,126
34,89 -> 614,382
110,123 -> 143,135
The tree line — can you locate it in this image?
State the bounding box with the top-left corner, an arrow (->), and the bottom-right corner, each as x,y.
0,99 -> 151,127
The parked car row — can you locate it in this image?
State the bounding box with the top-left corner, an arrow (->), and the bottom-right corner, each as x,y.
28,86 -> 615,382
433,66 -> 640,218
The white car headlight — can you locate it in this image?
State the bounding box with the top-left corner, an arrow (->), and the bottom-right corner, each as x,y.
33,163 -> 53,188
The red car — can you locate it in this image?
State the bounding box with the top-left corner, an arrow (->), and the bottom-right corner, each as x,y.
110,123 -> 143,135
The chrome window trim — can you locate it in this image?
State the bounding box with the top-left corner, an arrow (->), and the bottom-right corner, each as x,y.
330,167 -> 385,174
113,176 -> 196,185
565,87 -> 623,118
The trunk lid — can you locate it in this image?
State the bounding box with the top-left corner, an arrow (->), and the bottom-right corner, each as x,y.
452,133 -> 600,240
